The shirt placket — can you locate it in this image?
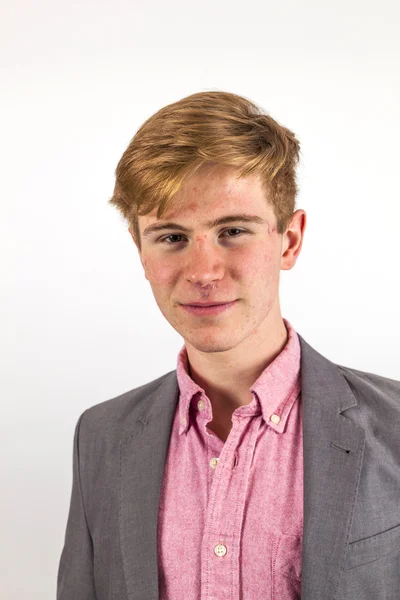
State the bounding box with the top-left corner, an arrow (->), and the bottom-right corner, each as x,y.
201,414 -> 262,600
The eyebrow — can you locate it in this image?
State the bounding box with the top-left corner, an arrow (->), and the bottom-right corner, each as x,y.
142,214 -> 268,237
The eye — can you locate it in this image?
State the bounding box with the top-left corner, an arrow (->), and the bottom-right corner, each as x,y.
159,234 -> 185,244
158,228 -> 247,245
223,228 -> 245,237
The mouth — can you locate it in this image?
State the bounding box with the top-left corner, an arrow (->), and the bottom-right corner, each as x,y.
179,300 -> 238,316
183,302 -> 233,307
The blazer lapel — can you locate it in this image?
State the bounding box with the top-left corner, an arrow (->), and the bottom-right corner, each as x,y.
119,374 -> 179,600
298,335 -> 366,600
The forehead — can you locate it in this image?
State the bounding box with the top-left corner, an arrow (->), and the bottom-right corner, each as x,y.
141,165 -> 274,226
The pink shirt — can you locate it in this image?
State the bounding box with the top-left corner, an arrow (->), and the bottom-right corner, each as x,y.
157,318 -> 303,599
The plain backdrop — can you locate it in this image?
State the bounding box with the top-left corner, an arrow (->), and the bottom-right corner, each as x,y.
1,0 -> 399,598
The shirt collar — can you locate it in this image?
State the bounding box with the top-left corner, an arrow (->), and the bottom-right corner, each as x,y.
176,318 -> 301,435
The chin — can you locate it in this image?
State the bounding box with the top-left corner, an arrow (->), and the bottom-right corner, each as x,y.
185,334 -> 241,354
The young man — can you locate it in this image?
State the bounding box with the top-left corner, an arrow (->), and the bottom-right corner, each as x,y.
57,91 -> 400,600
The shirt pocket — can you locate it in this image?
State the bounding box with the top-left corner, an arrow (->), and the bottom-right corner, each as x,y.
343,523 -> 400,570
272,534 -> 302,599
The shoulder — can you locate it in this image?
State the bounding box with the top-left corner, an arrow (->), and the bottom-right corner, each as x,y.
336,364 -> 400,436
337,364 -> 400,409
76,370 -> 177,441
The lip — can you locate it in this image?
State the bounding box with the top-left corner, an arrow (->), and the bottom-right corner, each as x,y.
182,301 -> 234,306
180,300 -> 237,316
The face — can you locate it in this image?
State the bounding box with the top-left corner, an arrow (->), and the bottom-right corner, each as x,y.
130,164 -> 306,355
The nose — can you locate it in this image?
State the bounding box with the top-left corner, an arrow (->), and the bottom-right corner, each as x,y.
184,239 -> 226,288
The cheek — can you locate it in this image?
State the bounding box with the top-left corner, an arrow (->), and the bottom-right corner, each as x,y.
143,257 -> 176,287
235,246 -> 279,280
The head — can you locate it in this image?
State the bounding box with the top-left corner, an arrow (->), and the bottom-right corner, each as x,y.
109,91 -> 306,354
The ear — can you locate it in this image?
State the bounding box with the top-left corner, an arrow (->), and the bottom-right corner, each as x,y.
280,210 -> 307,271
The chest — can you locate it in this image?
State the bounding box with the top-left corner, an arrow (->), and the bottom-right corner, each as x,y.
156,405 -> 304,599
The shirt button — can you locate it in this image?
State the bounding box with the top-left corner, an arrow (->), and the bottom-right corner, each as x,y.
270,413 -> 280,424
197,399 -> 205,412
181,416 -> 187,427
210,457 -> 219,469
214,543 -> 227,557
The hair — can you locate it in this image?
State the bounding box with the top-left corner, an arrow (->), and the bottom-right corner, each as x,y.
108,90 -> 301,251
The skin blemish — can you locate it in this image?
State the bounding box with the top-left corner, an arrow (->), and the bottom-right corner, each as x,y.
267,223 -> 278,235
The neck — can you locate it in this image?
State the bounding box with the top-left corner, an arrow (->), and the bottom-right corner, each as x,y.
185,312 -> 288,412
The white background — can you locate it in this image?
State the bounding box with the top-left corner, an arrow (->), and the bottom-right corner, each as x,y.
1,0 -> 399,598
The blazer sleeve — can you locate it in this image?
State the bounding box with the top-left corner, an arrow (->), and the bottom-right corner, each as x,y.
57,411 -> 96,600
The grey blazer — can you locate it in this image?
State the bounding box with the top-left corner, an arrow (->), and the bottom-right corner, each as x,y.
57,335 -> 400,600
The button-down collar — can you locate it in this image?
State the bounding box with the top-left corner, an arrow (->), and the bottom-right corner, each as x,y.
176,318 -> 301,435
